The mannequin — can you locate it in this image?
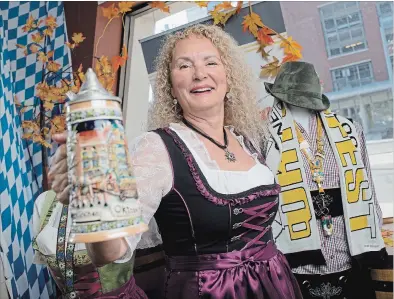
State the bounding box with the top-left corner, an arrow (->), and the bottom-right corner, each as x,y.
264,61 -> 387,299
288,105 -> 311,134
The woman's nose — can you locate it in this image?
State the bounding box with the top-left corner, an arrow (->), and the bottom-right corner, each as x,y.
193,65 -> 207,81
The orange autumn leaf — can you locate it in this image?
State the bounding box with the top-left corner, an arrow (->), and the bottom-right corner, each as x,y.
37,51 -> 49,63
112,44 -> 128,72
65,42 -> 76,49
29,44 -> 39,54
22,120 -> 40,132
35,134 -> 52,148
46,61 -> 61,72
72,32 -> 86,44
42,127 -> 50,135
235,1 -> 243,14
43,27 -> 54,37
22,15 -> 38,32
149,2 -> 170,13
36,82 -> 49,100
43,100 -> 55,111
111,56 -> 124,72
42,140 -> 52,149
97,55 -> 113,75
22,132 -> 33,140
195,1 -> 208,8
47,50 -> 54,59
76,64 -> 85,82
102,3 -> 119,19
32,32 -> 44,43
214,2 -> 233,11
210,10 -> 225,25
282,54 -> 301,63
51,115 -> 66,135
260,56 -> 280,78
222,9 -> 237,25
118,1 -> 134,13
242,12 -> 264,37
209,9 -> 236,26
257,27 -> 274,45
45,15 -> 57,29
280,36 -> 302,58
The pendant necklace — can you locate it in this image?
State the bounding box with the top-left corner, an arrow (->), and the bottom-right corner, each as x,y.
182,118 -> 236,163
295,115 -> 333,237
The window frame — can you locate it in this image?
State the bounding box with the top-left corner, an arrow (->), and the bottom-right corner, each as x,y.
330,60 -> 374,91
319,1 -> 368,58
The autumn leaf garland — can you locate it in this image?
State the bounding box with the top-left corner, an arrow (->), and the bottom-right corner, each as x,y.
15,14 -> 88,148
240,4 -> 303,78
194,1 -> 303,78
17,1 -> 303,149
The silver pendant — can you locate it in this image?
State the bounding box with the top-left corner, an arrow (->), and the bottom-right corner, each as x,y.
312,193 -> 333,218
224,148 -> 236,162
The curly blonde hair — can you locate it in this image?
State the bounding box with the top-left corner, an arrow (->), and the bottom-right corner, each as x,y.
148,24 -> 268,149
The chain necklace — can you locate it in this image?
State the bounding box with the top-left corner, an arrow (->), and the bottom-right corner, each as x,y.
182,118 -> 236,163
294,115 -> 333,237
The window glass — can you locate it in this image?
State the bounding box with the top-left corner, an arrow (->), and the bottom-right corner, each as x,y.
320,2 -> 367,57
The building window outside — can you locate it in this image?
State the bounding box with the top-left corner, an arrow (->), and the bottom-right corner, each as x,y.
331,61 -> 374,91
376,2 -> 393,77
377,1 -> 393,18
320,2 -> 367,57
154,6 -> 209,34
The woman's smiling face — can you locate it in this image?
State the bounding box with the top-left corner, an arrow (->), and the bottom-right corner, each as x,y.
170,35 -> 228,115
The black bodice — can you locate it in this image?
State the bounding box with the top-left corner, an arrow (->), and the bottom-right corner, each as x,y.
154,128 -> 281,256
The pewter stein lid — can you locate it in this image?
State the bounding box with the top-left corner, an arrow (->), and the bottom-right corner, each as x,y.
66,68 -> 121,104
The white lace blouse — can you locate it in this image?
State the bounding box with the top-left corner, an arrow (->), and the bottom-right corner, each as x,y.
33,123 -> 275,262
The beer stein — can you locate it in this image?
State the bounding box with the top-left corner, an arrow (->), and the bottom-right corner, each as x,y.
65,68 -> 147,243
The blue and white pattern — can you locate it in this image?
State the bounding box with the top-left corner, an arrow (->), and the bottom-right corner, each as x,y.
0,2 -> 71,298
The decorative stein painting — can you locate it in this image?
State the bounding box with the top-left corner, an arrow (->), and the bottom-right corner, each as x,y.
66,68 -> 147,243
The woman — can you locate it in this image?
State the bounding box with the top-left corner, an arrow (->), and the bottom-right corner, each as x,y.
48,24 -> 302,299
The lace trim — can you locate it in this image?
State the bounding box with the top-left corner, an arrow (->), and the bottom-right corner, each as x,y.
227,126 -> 259,163
170,123 -> 218,169
162,128 -> 281,206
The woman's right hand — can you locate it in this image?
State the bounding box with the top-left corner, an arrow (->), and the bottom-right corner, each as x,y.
48,132 -> 71,204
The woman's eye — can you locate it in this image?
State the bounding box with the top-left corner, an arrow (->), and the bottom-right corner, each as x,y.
207,62 -> 217,66
180,65 -> 189,69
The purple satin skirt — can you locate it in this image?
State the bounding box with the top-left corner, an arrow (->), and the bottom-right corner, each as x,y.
97,276 -> 148,299
164,242 -> 302,299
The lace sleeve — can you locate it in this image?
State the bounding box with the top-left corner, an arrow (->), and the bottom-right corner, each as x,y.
118,132 -> 172,261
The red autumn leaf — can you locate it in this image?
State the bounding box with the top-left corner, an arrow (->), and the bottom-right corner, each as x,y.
282,54 -> 301,63
102,3 -> 120,19
257,27 -> 274,45
235,1 -> 243,14
214,2 -> 233,11
112,44 -> 128,72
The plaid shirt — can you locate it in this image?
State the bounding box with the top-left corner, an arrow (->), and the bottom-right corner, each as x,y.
292,114 -> 382,275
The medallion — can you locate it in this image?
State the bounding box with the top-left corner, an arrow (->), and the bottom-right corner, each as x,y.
224,148 -> 236,163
